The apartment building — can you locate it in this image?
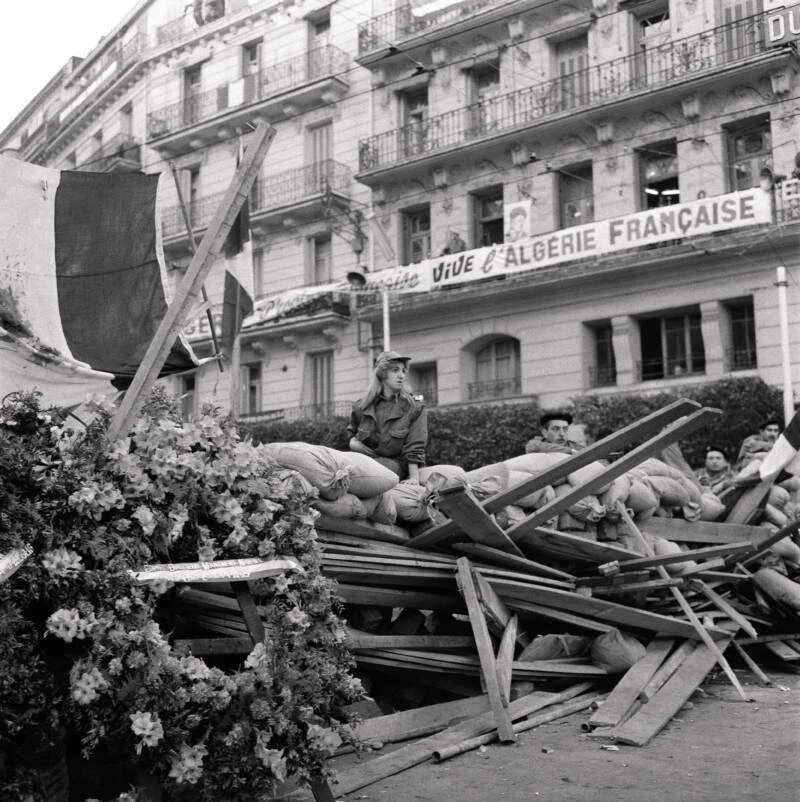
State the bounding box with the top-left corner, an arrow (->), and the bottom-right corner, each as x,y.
2,0 -> 799,423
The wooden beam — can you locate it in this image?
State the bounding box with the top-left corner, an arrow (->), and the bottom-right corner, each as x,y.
687,579 -> 759,639
506,407 -> 721,545
520,527 -> 641,566
725,480 -> 772,524
472,571 -> 530,646
605,542 -> 754,573
345,629 -> 474,650
639,640 -> 695,702
504,598 -> 615,633
495,615 -> 518,704
107,121 -> 275,441
232,581 -> 266,644
456,558 -> 516,742
641,517 -> 771,545
453,542 -> 575,581
334,583 -> 465,612
731,641 -> 772,686
174,636 -> 253,656
408,398 -> 703,549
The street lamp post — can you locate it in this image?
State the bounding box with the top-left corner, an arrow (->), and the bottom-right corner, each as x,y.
776,265 -> 794,424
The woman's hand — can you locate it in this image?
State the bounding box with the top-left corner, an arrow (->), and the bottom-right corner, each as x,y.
349,437 -> 376,457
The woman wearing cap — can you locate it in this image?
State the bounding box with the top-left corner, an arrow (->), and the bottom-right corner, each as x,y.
347,351 -> 428,483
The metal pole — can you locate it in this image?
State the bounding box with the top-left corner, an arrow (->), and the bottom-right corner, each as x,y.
776,265 -> 794,424
382,286 -> 390,350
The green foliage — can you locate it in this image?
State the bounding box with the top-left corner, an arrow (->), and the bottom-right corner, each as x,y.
242,416 -> 351,452
571,376 -> 784,468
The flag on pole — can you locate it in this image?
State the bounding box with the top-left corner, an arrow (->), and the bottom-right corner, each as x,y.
220,141 -> 254,351
759,411 -> 800,480
0,155 -> 199,404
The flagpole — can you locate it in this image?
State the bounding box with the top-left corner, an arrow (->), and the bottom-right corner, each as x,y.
230,282 -> 243,418
776,265 -> 794,424
169,162 -> 224,372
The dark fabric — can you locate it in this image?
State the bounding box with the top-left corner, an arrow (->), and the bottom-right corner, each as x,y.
220,173 -> 253,351
54,171 -> 196,380
348,395 -> 427,466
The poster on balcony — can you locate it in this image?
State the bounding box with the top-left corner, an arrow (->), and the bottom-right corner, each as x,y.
504,199 -> 533,243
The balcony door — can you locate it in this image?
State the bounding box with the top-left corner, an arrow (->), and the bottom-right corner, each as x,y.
307,122 -> 332,193
183,65 -> 202,126
468,62 -> 501,136
309,350 -> 334,417
242,41 -> 262,102
635,8 -> 671,86
401,87 -> 429,157
555,36 -> 589,111
719,0 -> 763,61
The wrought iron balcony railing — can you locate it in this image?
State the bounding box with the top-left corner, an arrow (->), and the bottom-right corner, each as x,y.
148,45 -> 349,138
359,14 -> 769,172
239,400 -> 353,423
636,358 -> 706,382
588,366 -> 617,388
726,347 -> 758,371
162,160 -> 350,237
250,160 -> 351,211
467,376 -> 521,401
76,134 -> 142,172
358,0 -> 495,54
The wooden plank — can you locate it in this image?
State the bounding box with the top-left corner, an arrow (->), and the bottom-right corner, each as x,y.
605,637 -> 733,747
174,636 -> 253,655
453,542 -> 575,581
455,558 -> 516,742
232,581 -> 266,644
345,629 -> 474,650
687,579 -> 759,639
107,121 -> 275,441
408,398 -> 703,549
591,578 -> 685,595
517,527 -> 641,565
736,632 -> 800,645
317,515 -> 410,544
764,640 -> 800,662
506,407 -> 721,544
725,480 -> 772,524
436,485 -> 525,556
588,638 -> 675,728
334,583 -> 465,612
473,571 -> 530,646
730,517 -> 800,568
639,640 -> 696,702
495,615 -> 518,704
504,598 -> 615,634
731,641 -> 772,686
608,542 -> 754,573
488,577 -> 730,640
641,517 -> 771,545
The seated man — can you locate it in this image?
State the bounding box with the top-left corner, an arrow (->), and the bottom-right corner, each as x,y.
736,418 -> 781,470
525,411 -> 583,455
695,446 -> 735,496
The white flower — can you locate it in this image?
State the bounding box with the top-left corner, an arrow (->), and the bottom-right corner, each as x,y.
168,743 -> 207,785
46,609 -> 81,642
180,655 -> 211,681
284,607 -> 310,630
41,548 -> 83,578
130,711 -> 164,750
132,505 -> 157,535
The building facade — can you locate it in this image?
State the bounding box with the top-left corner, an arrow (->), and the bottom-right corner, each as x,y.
2,0 -> 800,424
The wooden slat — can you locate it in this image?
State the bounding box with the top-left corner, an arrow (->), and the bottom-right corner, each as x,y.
641,517 -> 771,545
725,480 -> 772,524
317,515 -> 411,544
174,636 -> 254,655
588,638 -> 675,728
473,571 -> 530,646
608,542 -> 754,573
506,407 -> 721,544
334,583 -> 465,612
436,485 -> 525,556
495,615 -> 518,704
687,579 -> 759,639
345,629 -> 474,650
232,581 -> 265,644
639,640 -> 696,702
519,527 -> 641,565
408,398 -> 703,549
504,598 -> 615,633
455,558 -> 517,742
453,542 -> 575,580
731,641 -> 772,686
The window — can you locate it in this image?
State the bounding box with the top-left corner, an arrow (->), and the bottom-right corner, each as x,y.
309,350 -> 334,417
242,41 -> 262,102
635,6 -> 671,85
558,164 -> 594,229
588,322 -> 616,387
639,141 -> 679,209
638,310 -> 705,381
307,121 -> 333,193
183,65 -> 202,126
240,362 -> 262,414
469,338 -> 521,400
555,35 -> 589,111
252,249 -> 265,298
401,205 -> 431,263
727,115 -> 771,191
119,103 -> 133,136
472,186 -> 504,246
410,363 -> 438,406
308,12 -> 331,76
308,233 -> 332,284
400,87 -> 429,157
468,62 -> 501,134
184,166 -> 201,224
179,375 -> 197,421
727,299 -> 757,370
719,0 -> 763,61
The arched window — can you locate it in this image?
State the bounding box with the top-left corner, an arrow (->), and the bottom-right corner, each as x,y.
468,337 -> 521,401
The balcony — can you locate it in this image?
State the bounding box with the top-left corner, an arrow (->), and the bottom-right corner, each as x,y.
162,159 -> 351,242
467,376 -> 521,401
239,400 -> 353,424
588,366 -> 617,389
147,45 -> 350,155
636,359 -> 705,382
726,347 -> 758,372
76,134 -> 142,173
358,14 -> 789,180
357,0 -> 532,66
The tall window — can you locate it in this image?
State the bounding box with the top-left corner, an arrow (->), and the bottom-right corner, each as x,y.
639,141 -> 679,209
307,121 -> 333,193
727,115 -> 771,191
308,13 -> 331,76
183,166 -> 201,224
638,310 -> 705,381
242,41 -> 262,102
559,164 -> 594,229
555,35 -> 589,111
119,103 -> 133,137
635,7 -> 671,85
402,205 -> 431,264
410,363 -> 438,406
183,65 -> 202,126
468,61 -> 501,135
470,338 -> 521,400
472,187 -> 504,246
308,233 -> 332,284
727,298 -> 757,370
720,0 -> 763,61
240,362 -> 262,414
309,351 -> 333,416
588,322 -> 616,387
400,87 -> 429,157
180,375 -> 197,421
252,249 -> 265,299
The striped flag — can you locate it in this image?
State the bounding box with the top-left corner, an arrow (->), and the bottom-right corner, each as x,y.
220,142 -> 254,351
759,412 -> 800,480
0,156 -> 199,405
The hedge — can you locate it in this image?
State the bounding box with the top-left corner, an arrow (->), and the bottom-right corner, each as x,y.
240,377 -> 784,474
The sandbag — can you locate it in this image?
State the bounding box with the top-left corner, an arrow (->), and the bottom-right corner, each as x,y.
600,475 -> 631,511
313,493 -> 367,519
567,461 -> 611,494
465,461 -> 510,485
590,629 -> 647,672
769,536 -> 800,564
558,511 -> 586,531
469,474 -> 507,501
336,451 -> 400,498
494,505 -> 527,529
764,503 -> 789,528
361,492 -> 397,525
387,481 -> 434,523
634,458 -> 687,481
567,495 -> 606,522
504,452 -> 570,477
699,491 -> 726,521
650,535 -> 699,576
506,469 -> 554,508
518,634 -> 592,662
645,475 -> 691,508
769,485 -> 791,510
262,442 -> 350,500
752,567 -> 800,612
419,464 -> 468,488
626,477 -> 659,513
